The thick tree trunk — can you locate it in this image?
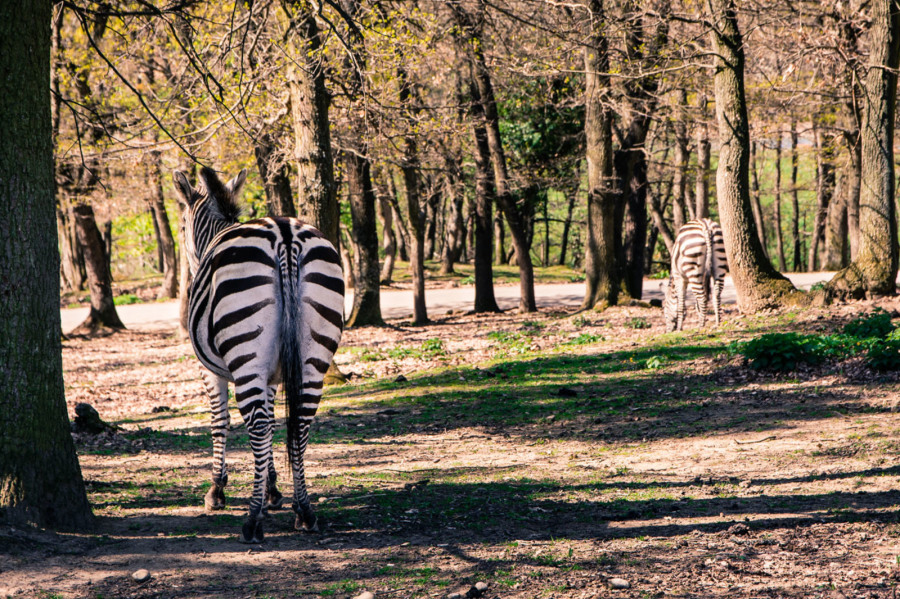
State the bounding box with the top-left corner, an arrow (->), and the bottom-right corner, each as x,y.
149,151 -> 178,299
706,0 -> 795,311
57,201 -> 86,292
750,141 -> 767,254
695,93 -> 711,219
70,204 -> 125,334
773,136 -> 787,270
845,133 -> 862,260
582,0 -> 619,309
286,3 -> 338,248
470,96 -> 501,313
823,170 -> 849,270
399,66 -> 428,324
0,0 -> 94,530
789,119 -> 803,271
344,152 -> 384,326
254,133 -> 296,217
828,0 -> 900,298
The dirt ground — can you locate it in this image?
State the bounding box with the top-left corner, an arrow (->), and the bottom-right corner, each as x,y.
5,299 -> 900,598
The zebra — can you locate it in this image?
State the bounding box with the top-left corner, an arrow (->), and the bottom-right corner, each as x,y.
173,166 -> 344,543
663,218 -> 728,332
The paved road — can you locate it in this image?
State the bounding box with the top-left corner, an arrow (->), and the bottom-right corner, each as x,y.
60,272 -> 835,334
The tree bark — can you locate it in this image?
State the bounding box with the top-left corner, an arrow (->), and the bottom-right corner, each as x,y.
70,203 -> 125,334
789,118 -> 803,271
809,122 -> 836,271
470,88 -> 501,313
846,131 -> 862,261
344,151 -> 384,326
285,2 -> 338,248
57,201 -> 85,292
828,0 -> 900,298
440,175 -> 465,275
695,93 -> 711,219
823,168 -> 849,270
582,0 -> 620,309
672,90 -> 691,230
773,135 -> 787,270
377,190 -> 396,284
398,65 -> 428,324
706,0 -> 796,311
750,141 -> 767,254
0,0 -> 94,530
149,151 -> 178,299
558,187 -> 577,266
254,133 -> 296,217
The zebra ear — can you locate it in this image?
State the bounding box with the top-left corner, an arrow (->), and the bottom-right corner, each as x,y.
226,169 -> 248,199
173,171 -> 194,207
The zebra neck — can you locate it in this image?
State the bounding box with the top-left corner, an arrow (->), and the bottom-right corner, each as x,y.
196,220 -> 238,261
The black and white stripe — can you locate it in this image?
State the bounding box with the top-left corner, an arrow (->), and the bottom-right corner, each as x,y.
664,218 -> 728,332
174,166 -> 344,543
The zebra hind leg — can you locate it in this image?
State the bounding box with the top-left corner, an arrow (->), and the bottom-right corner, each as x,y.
263,385 -> 286,513
289,418 -> 318,532
235,377 -> 275,544
203,372 -> 230,511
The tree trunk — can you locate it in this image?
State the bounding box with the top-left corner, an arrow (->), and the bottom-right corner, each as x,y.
823,168 -> 849,270
582,0 -> 620,309
773,135 -> 787,270
470,88 -> 501,313
0,0 -> 94,531
706,0 -> 795,311
750,141 -> 767,254
494,216 -> 505,266
57,201 -> 86,292
286,2 -> 338,248
398,65 -> 428,324
149,151 -> 178,299
789,118 -> 803,271
845,133 -> 862,260
423,184 -> 440,261
254,133 -> 296,217
809,122 -> 836,271
558,188 -> 577,266
454,6 -> 536,313
828,0 -> 900,298
673,90 -> 691,230
344,152 -> 384,326
695,93 -> 711,219
70,203 -> 125,334
440,176 -> 465,275
378,193 -> 396,284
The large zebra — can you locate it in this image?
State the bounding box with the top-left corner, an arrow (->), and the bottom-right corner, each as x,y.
663,218 -> 728,332
173,167 -> 344,543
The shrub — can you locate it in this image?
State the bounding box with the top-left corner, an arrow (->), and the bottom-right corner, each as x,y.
843,309 -> 894,340
114,293 -> 141,305
739,333 -> 823,371
867,338 -> 900,371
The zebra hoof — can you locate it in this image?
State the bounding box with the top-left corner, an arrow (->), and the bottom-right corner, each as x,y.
294,512 -> 319,533
239,520 -> 264,544
204,486 -> 226,511
265,487 -> 286,510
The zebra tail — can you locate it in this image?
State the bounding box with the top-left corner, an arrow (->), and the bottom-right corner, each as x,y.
705,223 -> 714,286
278,244 -> 303,463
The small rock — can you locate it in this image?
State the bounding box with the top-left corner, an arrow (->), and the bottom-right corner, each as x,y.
151,406 -> 172,413
394,374 -> 408,383
131,569 -> 151,583
557,387 -> 578,397
608,577 -> 630,589
466,581 -> 489,597
353,592 -> 375,599
727,523 -> 750,536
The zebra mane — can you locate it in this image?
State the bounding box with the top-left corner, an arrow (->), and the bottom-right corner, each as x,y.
199,166 -> 242,224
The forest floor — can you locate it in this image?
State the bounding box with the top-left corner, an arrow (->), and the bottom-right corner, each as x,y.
6,298 -> 900,598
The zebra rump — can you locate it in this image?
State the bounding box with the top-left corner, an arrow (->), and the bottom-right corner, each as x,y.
664,218 -> 728,332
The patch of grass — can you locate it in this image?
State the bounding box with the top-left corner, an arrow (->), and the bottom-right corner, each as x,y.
114,293 -> 142,305
625,317 -> 651,329
319,580 -> 361,597
561,333 -> 603,346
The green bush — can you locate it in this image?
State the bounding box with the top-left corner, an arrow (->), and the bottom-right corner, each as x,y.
739,333 -> 823,371
114,293 -> 141,305
867,338 -> 900,371
843,309 -> 894,339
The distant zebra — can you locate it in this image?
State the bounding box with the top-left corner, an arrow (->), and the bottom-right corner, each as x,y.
663,219 -> 728,332
174,167 -> 344,543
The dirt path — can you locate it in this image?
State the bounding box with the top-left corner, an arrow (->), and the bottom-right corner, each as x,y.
9,297 -> 900,598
